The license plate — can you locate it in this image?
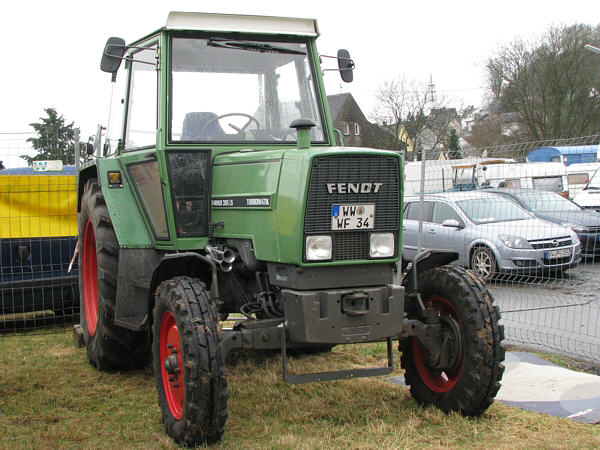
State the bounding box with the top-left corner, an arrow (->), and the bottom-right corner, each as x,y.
545,248 -> 571,259
331,204 -> 375,230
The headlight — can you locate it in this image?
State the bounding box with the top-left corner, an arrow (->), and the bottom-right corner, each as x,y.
568,230 -> 581,245
370,233 -> 395,258
499,234 -> 532,249
305,235 -> 332,261
561,222 -> 588,233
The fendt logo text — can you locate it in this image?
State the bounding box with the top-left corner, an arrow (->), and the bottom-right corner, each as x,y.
326,182 -> 383,194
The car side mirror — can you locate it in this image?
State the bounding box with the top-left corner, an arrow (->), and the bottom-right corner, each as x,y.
442,219 -> 463,229
337,49 -> 354,83
101,37 -> 126,74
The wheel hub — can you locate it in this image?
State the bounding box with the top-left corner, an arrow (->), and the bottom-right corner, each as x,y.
164,348 -> 181,386
160,311 -> 184,419
438,315 -> 462,370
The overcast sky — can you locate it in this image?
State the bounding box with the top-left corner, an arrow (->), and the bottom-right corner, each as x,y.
0,0 -> 598,143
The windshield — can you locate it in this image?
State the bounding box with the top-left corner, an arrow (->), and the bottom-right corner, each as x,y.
170,37 -> 325,143
514,191 -> 582,212
587,167 -> 600,189
457,197 -> 532,224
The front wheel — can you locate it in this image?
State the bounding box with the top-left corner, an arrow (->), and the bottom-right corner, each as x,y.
470,246 -> 498,281
153,277 -> 229,446
400,266 -> 505,416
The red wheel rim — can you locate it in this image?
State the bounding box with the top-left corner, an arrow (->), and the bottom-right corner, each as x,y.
83,219 -> 99,336
412,295 -> 464,393
160,311 -> 184,420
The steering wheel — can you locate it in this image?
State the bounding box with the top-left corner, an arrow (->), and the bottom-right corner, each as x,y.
201,113 -> 260,136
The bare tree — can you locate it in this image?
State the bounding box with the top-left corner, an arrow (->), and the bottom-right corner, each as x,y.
372,77 -> 457,161
486,24 -> 600,140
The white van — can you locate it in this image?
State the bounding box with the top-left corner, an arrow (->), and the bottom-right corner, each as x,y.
566,162 -> 600,198
476,161 -> 569,196
572,166 -> 600,212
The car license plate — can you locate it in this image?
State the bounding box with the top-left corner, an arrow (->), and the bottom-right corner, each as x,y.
331,204 -> 375,230
545,248 -> 571,259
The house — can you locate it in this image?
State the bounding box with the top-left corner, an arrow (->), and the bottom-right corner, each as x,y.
327,93 -> 396,150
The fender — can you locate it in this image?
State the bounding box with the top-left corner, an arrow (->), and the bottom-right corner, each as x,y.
401,249 -> 459,295
468,238 -> 502,266
114,251 -> 219,331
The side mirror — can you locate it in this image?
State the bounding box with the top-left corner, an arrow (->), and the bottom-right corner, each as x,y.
337,49 -> 354,83
101,37 -> 126,74
442,219 -> 463,229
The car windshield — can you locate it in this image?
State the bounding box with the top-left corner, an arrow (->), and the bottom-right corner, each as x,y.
457,197 -> 532,224
513,191 -> 582,212
170,37 -> 325,143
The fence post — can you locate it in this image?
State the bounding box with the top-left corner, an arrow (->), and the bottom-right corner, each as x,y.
417,147 -> 426,253
74,128 -> 80,171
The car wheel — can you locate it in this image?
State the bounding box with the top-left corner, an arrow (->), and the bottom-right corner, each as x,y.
470,246 -> 497,281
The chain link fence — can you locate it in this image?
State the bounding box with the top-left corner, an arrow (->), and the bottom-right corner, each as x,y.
2,128 -> 600,363
404,135 -> 600,363
1,131 -> 79,334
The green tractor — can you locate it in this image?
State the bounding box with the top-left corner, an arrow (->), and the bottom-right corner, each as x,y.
77,12 -> 504,446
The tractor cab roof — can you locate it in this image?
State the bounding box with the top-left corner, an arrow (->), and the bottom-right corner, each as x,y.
148,11 -> 319,38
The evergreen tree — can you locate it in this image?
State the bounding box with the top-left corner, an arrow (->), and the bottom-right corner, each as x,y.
447,128 -> 462,159
22,108 -> 77,165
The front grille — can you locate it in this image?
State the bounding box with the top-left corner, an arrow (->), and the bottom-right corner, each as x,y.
529,236 -> 572,250
587,226 -> 600,234
304,155 -> 400,261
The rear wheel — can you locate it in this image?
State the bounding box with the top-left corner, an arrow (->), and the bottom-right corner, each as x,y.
79,179 -> 149,370
400,266 -> 505,416
470,246 -> 497,281
153,277 -> 229,446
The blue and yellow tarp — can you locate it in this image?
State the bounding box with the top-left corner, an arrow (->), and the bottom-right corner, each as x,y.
0,166 -> 77,239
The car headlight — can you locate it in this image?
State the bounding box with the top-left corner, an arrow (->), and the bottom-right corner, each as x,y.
370,233 -> 395,258
568,230 -> 581,246
305,235 -> 332,261
499,234 -> 532,249
561,222 -> 588,233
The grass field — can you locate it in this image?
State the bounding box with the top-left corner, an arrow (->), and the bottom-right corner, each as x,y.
1,330 -> 599,449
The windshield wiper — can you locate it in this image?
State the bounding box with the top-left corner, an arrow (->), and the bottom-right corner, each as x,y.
208,38 -> 306,55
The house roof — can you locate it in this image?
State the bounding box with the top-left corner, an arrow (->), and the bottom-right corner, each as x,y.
327,93 -> 352,122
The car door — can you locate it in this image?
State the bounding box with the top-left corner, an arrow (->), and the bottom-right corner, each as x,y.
402,200 -> 433,260
424,201 -> 466,260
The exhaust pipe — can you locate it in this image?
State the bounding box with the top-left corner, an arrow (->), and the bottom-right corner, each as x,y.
205,246 -> 236,272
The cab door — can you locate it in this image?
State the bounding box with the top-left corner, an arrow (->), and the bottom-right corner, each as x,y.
117,41 -> 172,244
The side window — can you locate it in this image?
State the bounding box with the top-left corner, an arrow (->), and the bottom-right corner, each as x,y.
533,176 -> 563,192
168,151 -> 210,236
106,70 -> 127,154
432,202 -> 461,224
124,44 -> 158,150
405,201 -> 432,221
128,160 -> 169,240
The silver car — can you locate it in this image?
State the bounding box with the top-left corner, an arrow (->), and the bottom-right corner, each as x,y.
401,191 -> 581,280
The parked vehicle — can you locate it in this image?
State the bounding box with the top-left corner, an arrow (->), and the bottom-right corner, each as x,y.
0,163 -> 79,318
572,166 -> 600,212
488,188 -> 600,257
77,12 -> 504,446
402,191 -> 581,280
565,163 -> 600,198
526,145 -> 598,166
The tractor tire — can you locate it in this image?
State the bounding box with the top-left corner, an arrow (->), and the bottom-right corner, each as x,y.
79,179 -> 150,370
153,277 -> 229,446
400,265 -> 505,416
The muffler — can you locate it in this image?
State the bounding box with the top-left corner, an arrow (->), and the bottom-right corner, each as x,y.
205,245 -> 236,272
